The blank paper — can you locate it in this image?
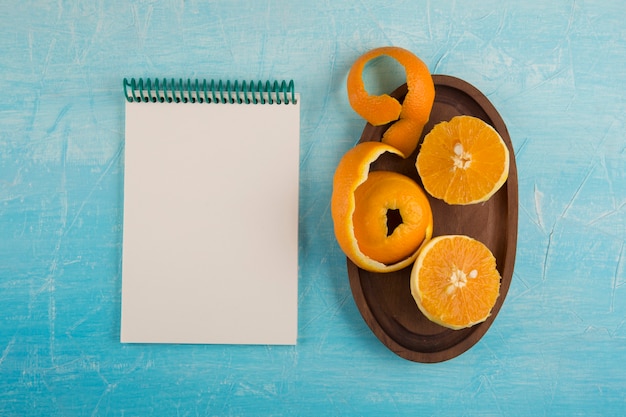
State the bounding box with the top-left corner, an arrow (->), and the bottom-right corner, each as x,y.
121,94 -> 299,345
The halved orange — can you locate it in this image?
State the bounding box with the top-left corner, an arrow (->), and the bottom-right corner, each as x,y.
347,46 -> 435,157
410,235 -> 501,330
416,115 -> 510,205
331,141 -> 433,273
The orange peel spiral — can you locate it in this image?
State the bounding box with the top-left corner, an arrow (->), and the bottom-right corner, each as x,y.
347,46 -> 435,156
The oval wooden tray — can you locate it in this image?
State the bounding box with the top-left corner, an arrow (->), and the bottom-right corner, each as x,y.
347,74 -> 518,363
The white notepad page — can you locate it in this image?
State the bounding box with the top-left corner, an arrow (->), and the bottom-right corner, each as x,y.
121,94 -> 299,345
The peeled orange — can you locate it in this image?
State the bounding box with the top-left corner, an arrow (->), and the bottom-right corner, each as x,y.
331,141 -> 433,273
347,46 -> 435,157
416,115 -> 509,205
410,235 -> 501,330
353,171 -> 433,265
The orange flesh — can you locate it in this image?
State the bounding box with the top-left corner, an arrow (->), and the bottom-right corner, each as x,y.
352,171 -> 433,265
331,141 -> 433,273
410,235 -> 501,329
416,115 -> 510,205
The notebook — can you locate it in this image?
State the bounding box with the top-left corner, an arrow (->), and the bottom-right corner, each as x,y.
120,78 -> 300,345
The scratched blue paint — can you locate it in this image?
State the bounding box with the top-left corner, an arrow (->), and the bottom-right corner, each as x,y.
1,0 -> 625,415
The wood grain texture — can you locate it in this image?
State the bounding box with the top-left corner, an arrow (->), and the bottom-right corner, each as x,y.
1,0 -> 625,416
348,76 -> 518,363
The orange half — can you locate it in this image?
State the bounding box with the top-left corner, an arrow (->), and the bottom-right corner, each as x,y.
410,235 -> 501,329
416,115 -> 510,205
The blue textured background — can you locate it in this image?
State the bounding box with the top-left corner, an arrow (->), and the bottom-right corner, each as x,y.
1,1 -> 625,415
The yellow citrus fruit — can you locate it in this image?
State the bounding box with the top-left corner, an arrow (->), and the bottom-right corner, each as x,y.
416,115 -> 510,205
410,235 -> 501,330
347,46 -> 435,157
331,141 -> 433,273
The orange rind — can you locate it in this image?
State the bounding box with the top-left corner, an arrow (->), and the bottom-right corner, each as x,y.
347,46 -> 435,156
331,141 -> 433,273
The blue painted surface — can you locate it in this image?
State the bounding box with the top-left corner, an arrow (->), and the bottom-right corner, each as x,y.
1,1 -> 625,415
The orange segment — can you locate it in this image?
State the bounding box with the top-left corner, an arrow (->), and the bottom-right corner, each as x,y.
416,115 -> 510,205
347,46 -> 435,156
331,141 -> 433,273
410,235 -> 501,330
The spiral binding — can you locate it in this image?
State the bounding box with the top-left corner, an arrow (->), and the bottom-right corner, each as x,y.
123,78 -> 297,105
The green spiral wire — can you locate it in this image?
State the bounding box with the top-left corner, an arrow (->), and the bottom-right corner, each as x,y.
123,78 -> 296,104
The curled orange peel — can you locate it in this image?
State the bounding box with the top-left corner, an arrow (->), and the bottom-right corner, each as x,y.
331,141 -> 433,273
347,46 -> 435,156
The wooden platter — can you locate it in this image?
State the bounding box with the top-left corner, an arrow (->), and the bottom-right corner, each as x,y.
347,75 -> 518,363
